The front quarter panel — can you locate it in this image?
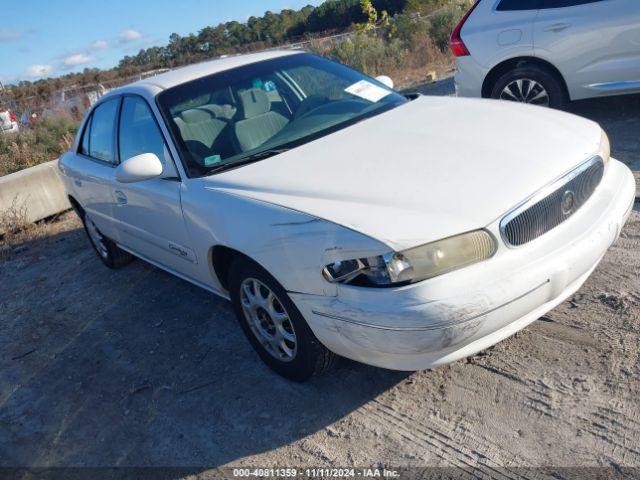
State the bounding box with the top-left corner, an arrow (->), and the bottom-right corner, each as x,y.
181,179 -> 391,297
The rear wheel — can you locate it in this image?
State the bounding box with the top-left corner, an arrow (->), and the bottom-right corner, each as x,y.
228,256 -> 337,381
490,65 -> 567,109
81,212 -> 133,269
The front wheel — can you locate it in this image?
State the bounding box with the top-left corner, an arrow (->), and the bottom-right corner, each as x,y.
490,65 -> 567,109
228,257 -> 337,381
81,212 -> 133,269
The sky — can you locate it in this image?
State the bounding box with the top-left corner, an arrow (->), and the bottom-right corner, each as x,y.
0,0 -> 324,85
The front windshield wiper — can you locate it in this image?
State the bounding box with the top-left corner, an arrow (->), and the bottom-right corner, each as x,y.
206,148 -> 290,174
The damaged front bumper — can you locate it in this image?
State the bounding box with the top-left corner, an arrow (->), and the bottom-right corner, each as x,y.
290,159 -> 636,371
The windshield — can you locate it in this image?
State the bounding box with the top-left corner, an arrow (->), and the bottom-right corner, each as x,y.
157,53 -> 407,177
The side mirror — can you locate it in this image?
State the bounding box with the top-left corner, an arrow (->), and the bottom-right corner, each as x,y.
375,75 -> 394,90
115,153 -> 163,183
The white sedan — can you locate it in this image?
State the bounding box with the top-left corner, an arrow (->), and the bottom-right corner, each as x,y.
59,50 -> 636,381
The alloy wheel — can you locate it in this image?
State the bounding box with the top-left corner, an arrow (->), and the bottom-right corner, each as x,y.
500,79 -> 550,107
240,277 -> 297,362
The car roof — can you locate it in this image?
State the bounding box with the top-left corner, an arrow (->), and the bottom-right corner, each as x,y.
110,49 -> 304,97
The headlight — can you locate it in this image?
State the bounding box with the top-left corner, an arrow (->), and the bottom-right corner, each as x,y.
600,130 -> 610,163
322,230 -> 497,287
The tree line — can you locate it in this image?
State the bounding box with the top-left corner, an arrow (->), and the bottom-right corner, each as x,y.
117,0 -> 421,70
6,0 -> 450,110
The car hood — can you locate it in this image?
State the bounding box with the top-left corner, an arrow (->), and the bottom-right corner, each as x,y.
204,96 -> 603,251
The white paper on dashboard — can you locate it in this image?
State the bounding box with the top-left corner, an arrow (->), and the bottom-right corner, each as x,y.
344,80 -> 391,102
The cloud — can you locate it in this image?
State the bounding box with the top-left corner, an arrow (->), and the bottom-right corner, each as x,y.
25,64 -> 54,78
0,30 -> 20,42
90,40 -> 109,50
119,29 -> 143,43
63,53 -> 94,68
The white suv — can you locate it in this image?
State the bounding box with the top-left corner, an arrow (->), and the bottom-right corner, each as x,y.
452,0 -> 640,108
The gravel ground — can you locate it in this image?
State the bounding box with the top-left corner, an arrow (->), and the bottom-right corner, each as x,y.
1,81 -> 639,478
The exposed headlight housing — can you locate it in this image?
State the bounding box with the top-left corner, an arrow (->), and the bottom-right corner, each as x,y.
322,230 -> 497,287
600,130 -> 611,163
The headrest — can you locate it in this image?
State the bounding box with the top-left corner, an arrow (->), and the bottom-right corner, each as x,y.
210,86 -> 235,105
238,88 -> 271,119
179,108 -> 214,124
200,104 -> 236,120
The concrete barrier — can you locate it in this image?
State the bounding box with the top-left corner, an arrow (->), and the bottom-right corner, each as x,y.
0,160 -> 70,234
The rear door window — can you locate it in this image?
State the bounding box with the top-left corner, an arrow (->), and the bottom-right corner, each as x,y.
88,98 -> 119,163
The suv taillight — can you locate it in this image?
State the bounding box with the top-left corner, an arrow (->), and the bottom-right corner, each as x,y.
8,111 -> 17,123
449,0 -> 481,57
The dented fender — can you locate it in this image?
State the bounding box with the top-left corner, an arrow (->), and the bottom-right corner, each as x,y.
180,181 -> 391,296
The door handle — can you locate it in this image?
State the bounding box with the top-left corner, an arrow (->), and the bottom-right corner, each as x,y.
544,22 -> 571,33
74,179 -> 82,187
114,190 -> 128,205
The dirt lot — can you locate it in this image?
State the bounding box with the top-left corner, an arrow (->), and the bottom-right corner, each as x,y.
1,82 -> 639,477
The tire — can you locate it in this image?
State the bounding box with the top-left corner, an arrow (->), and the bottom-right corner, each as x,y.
228,256 -> 337,381
81,212 -> 133,269
490,64 -> 567,109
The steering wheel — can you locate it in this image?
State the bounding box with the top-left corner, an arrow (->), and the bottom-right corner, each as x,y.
294,95 -> 331,119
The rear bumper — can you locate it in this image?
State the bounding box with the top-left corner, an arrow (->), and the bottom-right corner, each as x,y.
454,57 -> 487,98
291,159 -> 636,370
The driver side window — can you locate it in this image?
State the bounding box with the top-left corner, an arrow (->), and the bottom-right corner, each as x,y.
119,96 -> 177,178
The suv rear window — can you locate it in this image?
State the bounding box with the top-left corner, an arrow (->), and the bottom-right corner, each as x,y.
498,0 -> 603,9
540,0 -> 603,7
497,0 -> 540,10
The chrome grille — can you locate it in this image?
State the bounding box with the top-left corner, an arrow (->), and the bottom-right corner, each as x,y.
501,156 -> 604,247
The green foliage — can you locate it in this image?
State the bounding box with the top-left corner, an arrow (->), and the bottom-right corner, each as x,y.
405,0 -> 449,14
428,1 -> 474,51
0,116 -> 78,176
6,0 -> 444,112
119,1 -> 403,70
393,12 -> 431,46
307,0 -> 363,32
317,35 -> 407,76
355,0 -> 390,35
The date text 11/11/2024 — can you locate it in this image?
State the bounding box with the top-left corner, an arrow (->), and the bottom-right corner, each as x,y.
232,467 -> 401,478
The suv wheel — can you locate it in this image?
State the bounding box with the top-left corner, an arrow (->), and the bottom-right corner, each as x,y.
228,256 -> 337,381
82,212 -> 133,269
491,65 -> 566,109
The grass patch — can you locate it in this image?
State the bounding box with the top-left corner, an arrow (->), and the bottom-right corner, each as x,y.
0,116 -> 78,177
0,196 -> 39,259
313,4 -> 472,88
